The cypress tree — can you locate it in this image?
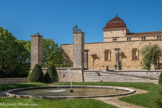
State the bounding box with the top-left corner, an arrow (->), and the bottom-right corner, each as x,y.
28,64 -> 45,83
45,64 -> 58,83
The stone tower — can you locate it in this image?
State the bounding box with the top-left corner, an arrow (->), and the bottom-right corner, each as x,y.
103,15 -> 129,42
31,33 -> 43,69
73,25 -> 84,68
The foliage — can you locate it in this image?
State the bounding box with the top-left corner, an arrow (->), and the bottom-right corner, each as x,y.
42,38 -> 61,67
24,38 -> 61,67
141,44 -> 161,70
45,64 -> 58,83
28,64 -> 45,83
54,63 -> 70,67
159,72 -> 162,86
45,72 -> 52,83
0,27 -> 29,78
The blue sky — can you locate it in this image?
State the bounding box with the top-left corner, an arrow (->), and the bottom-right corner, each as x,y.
0,0 -> 162,45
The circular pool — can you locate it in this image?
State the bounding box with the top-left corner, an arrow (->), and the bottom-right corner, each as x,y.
5,85 -> 135,99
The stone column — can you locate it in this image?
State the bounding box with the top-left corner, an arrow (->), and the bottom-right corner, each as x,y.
84,50 -> 88,69
73,25 -> 84,69
31,33 -> 43,69
114,48 -> 120,70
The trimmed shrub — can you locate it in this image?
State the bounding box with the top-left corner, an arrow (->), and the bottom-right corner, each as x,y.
159,72 -> 162,86
28,64 -> 45,83
46,64 -> 58,83
45,72 -> 52,83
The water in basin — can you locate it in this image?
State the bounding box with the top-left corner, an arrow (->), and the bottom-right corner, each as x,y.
12,87 -> 126,96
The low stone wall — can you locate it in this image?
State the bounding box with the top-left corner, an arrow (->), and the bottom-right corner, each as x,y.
84,70 -> 161,83
0,78 -> 28,84
113,70 -> 161,79
42,67 -> 83,82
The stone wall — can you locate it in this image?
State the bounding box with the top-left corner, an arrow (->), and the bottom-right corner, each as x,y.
42,67 -> 83,82
84,70 -> 160,83
0,78 -> 28,84
61,40 -> 162,71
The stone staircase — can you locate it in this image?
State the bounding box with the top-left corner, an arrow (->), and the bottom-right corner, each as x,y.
84,71 -> 158,83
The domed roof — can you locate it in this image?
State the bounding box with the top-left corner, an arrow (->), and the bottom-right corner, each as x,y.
103,16 -> 127,30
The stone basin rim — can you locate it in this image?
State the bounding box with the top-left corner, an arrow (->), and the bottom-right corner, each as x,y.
5,85 -> 136,99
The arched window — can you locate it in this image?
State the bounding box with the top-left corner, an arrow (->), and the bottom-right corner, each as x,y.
104,50 -> 111,61
132,48 -> 139,60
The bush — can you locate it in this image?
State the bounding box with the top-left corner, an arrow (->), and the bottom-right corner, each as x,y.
46,64 -> 58,83
141,44 -> 161,70
159,72 -> 162,86
28,64 -> 45,83
45,72 -> 52,83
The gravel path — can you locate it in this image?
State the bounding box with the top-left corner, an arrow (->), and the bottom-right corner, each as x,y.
95,88 -> 148,108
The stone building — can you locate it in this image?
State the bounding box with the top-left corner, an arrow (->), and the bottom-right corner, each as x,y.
61,16 -> 162,71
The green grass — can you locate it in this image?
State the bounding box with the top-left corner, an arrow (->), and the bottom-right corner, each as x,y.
0,82 -> 47,91
53,82 -> 161,108
0,82 -> 117,108
0,82 -> 160,108
0,98 -> 117,108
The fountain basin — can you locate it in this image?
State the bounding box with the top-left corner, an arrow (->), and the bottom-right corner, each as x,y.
5,85 -> 135,99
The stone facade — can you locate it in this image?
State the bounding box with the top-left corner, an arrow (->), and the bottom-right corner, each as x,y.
62,40 -> 162,71
61,16 -> 162,71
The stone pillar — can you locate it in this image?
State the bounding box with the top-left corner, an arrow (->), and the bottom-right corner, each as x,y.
31,33 -> 43,69
84,50 -> 88,69
73,25 -> 84,69
114,48 -> 120,70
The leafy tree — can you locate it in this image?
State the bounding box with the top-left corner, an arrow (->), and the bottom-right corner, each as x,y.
45,64 -> 58,83
42,38 -> 61,67
24,38 -> 61,67
28,64 -> 45,82
0,27 -> 29,77
141,44 -> 161,70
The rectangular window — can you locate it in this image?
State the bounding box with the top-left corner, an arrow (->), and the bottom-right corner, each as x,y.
104,50 -> 111,61
113,38 -> 117,42
132,48 -> 139,60
127,38 -> 131,41
157,36 -> 161,39
141,37 -> 146,40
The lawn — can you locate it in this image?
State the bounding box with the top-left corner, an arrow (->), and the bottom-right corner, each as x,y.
54,82 -> 161,108
0,98 -> 116,108
0,82 -> 117,108
0,82 -> 47,91
0,82 -> 160,108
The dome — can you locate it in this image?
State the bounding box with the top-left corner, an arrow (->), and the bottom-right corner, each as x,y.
103,16 -> 127,30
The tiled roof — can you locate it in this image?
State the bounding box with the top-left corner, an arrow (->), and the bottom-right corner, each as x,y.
127,31 -> 162,37
103,16 -> 127,30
